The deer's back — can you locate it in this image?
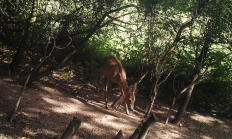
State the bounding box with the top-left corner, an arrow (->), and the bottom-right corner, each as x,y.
102,55 -> 127,84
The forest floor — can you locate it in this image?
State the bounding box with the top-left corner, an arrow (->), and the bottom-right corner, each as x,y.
0,66 -> 232,139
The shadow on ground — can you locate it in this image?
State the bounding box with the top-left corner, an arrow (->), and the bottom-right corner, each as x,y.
0,67 -> 232,139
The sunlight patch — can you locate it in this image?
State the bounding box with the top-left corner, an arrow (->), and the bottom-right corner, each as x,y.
20,110 -> 40,118
24,128 -> 57,137
42,97 -> 81,113
190,114 -> 220,123
201,135 -> 212,139
94,115 -> 131,129
155,129 -> 182,139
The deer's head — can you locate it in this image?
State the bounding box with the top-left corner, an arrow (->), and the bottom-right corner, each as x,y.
124,84 -> 137,111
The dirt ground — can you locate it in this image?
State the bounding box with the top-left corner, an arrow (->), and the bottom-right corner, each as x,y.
0,67 -> 232,139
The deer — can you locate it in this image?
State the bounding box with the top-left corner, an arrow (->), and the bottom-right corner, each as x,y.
96,54 -> 136,115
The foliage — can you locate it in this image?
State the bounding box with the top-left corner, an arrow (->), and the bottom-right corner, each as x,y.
192,53 -> 232,115
0,0 -> 232,117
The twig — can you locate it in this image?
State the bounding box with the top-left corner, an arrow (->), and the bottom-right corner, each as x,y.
76,58 -> 92,95
10,37 -> 55,123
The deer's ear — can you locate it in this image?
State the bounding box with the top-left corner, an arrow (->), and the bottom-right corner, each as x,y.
113,66 -> 119,77
118,72 -> 124,79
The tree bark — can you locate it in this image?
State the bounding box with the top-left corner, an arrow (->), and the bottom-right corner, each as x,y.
111,93 -> 124,109
172,84 -> 195,125
129,113 -> 156,139
144,81 -> 158,118
10,74 -> 31,123
11,0 -> 38,70
165,97 -> 176,125
172,32 -> 210,125
61,117 -> 81,139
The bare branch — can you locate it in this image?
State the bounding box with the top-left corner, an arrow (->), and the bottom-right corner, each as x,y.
159,63 -> 177,86
56,34 -> 73,49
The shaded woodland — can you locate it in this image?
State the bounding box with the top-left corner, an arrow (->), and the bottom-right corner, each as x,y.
0,0 -> 232,138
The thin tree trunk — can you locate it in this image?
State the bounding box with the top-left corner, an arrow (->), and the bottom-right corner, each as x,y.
61,117 -> 81,139
129,113 -> 156,139
172,29 -> 210,125
26,21 -> 100,84
10,74 -> 31,123
10,37 -> 54,122
111,93 -> 124,109
144,81 -> 158,118
11,0 -> 38,70
138,114 -> 156,139
172,84 -> 195,125
165,97 -> 176,125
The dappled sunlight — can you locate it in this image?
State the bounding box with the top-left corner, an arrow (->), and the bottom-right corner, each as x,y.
94,115 -> 135,130
189,113 -> 230,131
156,129 -> 182,138
42,97 -> 82,113
190,113 -> 217,123
1,70 -> 232,139
80,121 -> 120,138
201,135 -> 213,139
20,110 -> 41,118
148,123 -> 193,139
23,128 -> 57,137
77,115 -> 137,138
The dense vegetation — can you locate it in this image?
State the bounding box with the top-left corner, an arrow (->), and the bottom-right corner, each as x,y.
0,0 -> 231,125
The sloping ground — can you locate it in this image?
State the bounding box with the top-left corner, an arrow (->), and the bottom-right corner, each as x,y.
0,68 -> 232,139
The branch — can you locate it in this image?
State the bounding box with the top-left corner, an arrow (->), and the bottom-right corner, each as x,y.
56,35 -> 73,49
177,79 -> 202,99
60,117 -> 81,139
107,12 -> 138,26
160,0 -> 210,66
158,63 -> 177,86
10,36 -> 55,122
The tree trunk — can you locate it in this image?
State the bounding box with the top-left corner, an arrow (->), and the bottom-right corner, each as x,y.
10,44 -> 55,122
165,97 -> 176,125
10,74 -> 31,123
61,117 -> 81,139
129,113 -> 156,139
172,85 -> 195,125
11,47 -> 25,70
11,0 -> 38,70
25,12 -> 107,84
111,93 -> 124,109
172,30 -> 210,125
144,81 -> 158,118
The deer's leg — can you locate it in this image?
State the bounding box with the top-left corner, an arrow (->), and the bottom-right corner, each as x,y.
104,76 -> 108,98
96,72 -> 103,92
120,89 -> 130,115
96,76 -> 100,92
105,78 -> 112,109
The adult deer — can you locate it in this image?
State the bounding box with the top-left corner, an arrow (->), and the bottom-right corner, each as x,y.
96,54 -> 136,115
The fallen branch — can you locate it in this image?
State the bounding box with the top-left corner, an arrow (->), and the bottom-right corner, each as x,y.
129,113 -> 156,139
61,117 -> 82,139
10,37 -> 55,123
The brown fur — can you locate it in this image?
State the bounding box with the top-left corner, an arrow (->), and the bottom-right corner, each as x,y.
96,54 -> 135,115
